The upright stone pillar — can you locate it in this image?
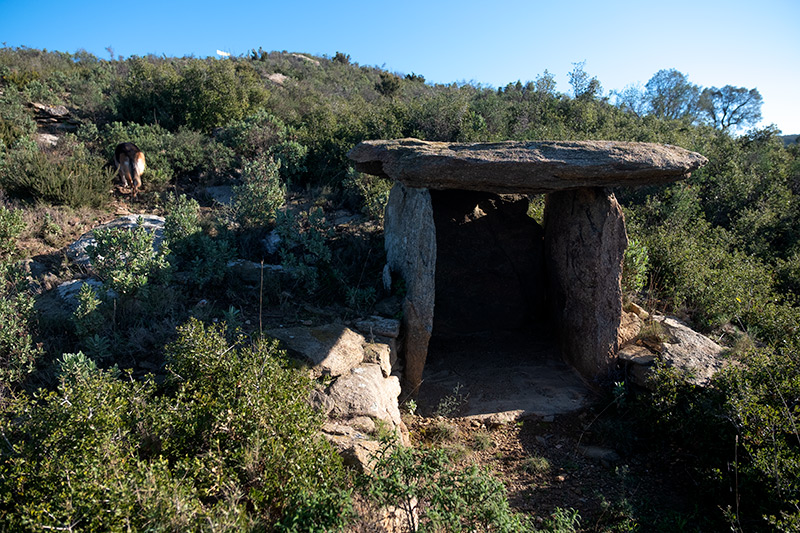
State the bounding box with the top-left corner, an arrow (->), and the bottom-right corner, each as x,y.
383,183 -> 436,394
544,188 -> 627,378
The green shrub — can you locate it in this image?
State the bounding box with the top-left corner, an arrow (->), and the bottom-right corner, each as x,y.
622,236 -> 649,294
0,319 -> 349,531
0,265 -> 41,389
0,138 -> 111,207
86,219 -> 171,296
163,194 -> 235,289
363,443 -> 534,532
71,282 -> 104,338
0,90 -> 37,146
232,156 -> 286,228
0,211 -> 42,390
276,207 -> 334,295
343,168 -> 392,222
163,192 -> 201,242
0,207 -> 25,260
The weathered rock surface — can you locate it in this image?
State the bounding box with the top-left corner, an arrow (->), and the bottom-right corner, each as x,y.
619,315 -> 728,387
327,364 -> 405,433
267,324 -> 367,378
545,188 -> 627,377
617,311 -> 644,347
66,214 -> 165,267
57,278 -> 113,305
349,138 -> 707,194
383,182 -> 436,393
270,321 -> 410,471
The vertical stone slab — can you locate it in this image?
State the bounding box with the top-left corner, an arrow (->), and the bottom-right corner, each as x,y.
544,188 -> 627,378
384,182 -> 436,395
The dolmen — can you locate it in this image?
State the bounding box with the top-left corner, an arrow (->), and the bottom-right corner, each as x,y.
348,138 -> 707,394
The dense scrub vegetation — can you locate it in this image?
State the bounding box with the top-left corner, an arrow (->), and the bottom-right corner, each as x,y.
0,45 -> 798,530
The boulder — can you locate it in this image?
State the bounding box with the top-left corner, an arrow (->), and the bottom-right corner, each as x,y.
618,311 -> 644,346
321,421 -> 382,473
226,259 -> 284,285
326,363 -> 407,443
657,316 -> 727,385
354,316 -> 401,339
349,138 -> 707,194
267,324 -> 366,378
619,315 -> 727,388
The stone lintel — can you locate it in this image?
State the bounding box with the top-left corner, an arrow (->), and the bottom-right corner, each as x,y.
348,138 -> 707,194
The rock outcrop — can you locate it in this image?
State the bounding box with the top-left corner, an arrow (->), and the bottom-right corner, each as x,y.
618,315 -> 728,387
267,321 -> 408,471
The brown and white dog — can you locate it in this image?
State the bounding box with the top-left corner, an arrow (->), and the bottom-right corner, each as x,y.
114,142 -> 146,197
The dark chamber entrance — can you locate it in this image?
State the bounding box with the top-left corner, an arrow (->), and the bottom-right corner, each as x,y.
418,190 -> 589,417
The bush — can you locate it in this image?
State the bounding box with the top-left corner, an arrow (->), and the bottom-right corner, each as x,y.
363,443 -> 534,532
0,209 -> 41,391
343,168 -> 392,222
232,156 -> 286,229
622,236 -> 649,295
276,207 -> 334,295
0,137 -> 111,207
0,319 -> 349,531
86,218 -> 171,296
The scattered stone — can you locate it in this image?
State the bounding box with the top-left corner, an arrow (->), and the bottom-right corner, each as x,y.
290,53 -> 320,66
364,342 -> 393,377
29,102 -> 70,120
349,416 -> 377,434
226,259 -> 283,284
263,230 -> 281,254
354,316 -> 401,339
56,278 -> 116,306
349,138 -> 707,194
266,72 -> 288,85
22,258 -> 49,280
618,315 -> 728,388
322,427 -> 382,474
578,445 -> 621,465
626,302 -> 650,320
34,133 -> 59,147
463,410 -> 524,427
66,215 -> 165,267
657,316 -> 727,385
204,185 -> 233,206
327,364 -> 405,432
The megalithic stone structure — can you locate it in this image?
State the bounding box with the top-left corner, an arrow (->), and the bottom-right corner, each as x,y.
349,138 -> 707,395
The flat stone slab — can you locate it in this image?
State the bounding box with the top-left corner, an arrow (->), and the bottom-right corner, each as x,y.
349,138 -> 707,193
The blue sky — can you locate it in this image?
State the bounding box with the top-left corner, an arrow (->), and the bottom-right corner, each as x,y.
1,0 -> 798,134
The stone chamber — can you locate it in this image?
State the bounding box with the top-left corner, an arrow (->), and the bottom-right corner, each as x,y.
348,138 -> 707,418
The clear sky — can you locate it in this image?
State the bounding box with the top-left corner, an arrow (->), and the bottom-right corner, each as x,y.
1,0 -> 798,134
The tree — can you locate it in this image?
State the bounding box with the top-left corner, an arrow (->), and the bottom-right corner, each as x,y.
613,83 -> 648,117
644,69 -> 700,120
568,61 -> 602,100
698,85 -> 763,132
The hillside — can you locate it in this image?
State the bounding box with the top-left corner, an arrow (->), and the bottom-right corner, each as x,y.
0,46 -> 798,531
